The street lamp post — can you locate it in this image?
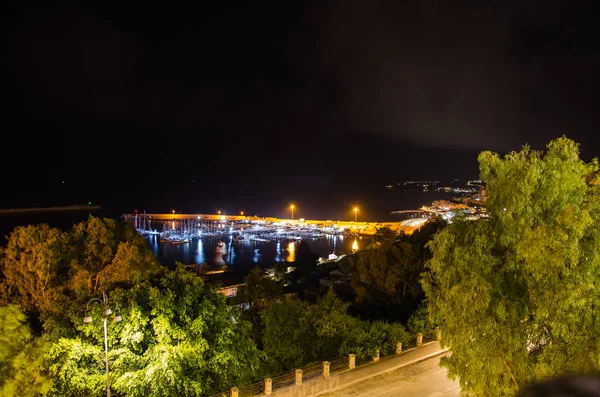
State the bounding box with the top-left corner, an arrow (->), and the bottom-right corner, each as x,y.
290,204 -> 295,221
354,207 -> 359,222
84,291 -> 122,397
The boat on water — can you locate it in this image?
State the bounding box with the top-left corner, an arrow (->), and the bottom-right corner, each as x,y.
318,252 -> 347,265
170,239 -> 190,245
215,241 -> 226,254
249,236 -> 271,243
160,237 -> 190,244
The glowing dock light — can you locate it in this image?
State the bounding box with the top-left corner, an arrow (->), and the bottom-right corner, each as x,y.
352,238 -> 359,253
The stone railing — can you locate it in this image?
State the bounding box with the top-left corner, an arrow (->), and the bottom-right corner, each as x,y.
207,328 -> 442,397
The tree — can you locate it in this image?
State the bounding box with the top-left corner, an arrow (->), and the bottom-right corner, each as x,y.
0,305 -> 51,396
260,289 -> 410,373
235,267 -> 283,312
0,218 -> 161,339
348,227 -> 413,320
47,265 -> 261,397
69,217 -> 160,295
293,241 -> 319,283
307,289 -> 354,360
422,137 -> 600,396
0,224 -> 70,315
406,303 -> 434,335
234,267 -> 283,344
260,297 -> 312,374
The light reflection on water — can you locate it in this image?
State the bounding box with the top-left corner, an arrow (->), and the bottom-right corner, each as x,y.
148,234 -> 366,270
286,242 -> 295,263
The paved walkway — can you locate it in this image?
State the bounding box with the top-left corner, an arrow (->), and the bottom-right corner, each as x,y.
270,341 -> 454,397
319,354 -> 460,397
334,341 -> 449,385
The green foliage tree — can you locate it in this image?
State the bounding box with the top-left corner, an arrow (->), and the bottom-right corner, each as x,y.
348,224 -> 447,321
261,296 -> 312,373
235,267 -> 283,312
406,303 -> 434,335
0,218 -> 160,324
0,225 -> 70,315
69,217 -> 160,295
422,137 -> 600,396
349,228 -> 408,307
234,267 -> 283,345
261,289 -> 409,374
0,305 -> 51,396
47,265 -> 261,397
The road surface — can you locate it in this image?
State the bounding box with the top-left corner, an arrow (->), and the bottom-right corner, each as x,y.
320,355 -> 461,397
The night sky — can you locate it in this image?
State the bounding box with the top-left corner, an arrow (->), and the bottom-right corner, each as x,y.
1,1 -> 599,219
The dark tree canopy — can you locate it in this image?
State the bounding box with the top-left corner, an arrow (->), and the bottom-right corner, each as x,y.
348,222 -> 446,322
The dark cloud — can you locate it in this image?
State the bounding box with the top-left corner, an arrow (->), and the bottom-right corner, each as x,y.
5,3 -> 139,122
318,0 -> 599,150
1,1 -> 599,213
6,1 -> 599,152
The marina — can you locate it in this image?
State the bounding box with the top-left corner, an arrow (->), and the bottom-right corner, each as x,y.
121,192 -> 486,269
126,212 -> 375,268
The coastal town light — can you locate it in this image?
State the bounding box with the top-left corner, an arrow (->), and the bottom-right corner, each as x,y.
353,207 -> 359,222
290,204 -> 295,221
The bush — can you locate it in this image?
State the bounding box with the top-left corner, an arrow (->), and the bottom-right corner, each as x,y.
406,304 -> 434,335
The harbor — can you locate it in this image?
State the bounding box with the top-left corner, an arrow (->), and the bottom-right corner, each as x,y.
121,193 -> 487,269
123,212 -> 430,243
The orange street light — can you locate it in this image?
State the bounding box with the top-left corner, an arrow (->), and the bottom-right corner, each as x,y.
240,211 -> 244,216
172,209 -> 175,214
290,204 -> 295,221
353,207 -> 359,222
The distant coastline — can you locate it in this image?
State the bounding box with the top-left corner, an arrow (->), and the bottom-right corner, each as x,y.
0,205 -> 101,214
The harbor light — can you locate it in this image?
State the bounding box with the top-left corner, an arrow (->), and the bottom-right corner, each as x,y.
352,238 -> 359,253
290,204 -> 295,221
353,207 -> 359,222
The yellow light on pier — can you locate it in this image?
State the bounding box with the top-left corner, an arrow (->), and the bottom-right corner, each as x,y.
353,207 -> 359,222
352,238 -> 359,253
290,204 -> 295,221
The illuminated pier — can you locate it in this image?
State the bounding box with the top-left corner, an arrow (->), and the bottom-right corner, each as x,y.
121,213 -> 428,235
